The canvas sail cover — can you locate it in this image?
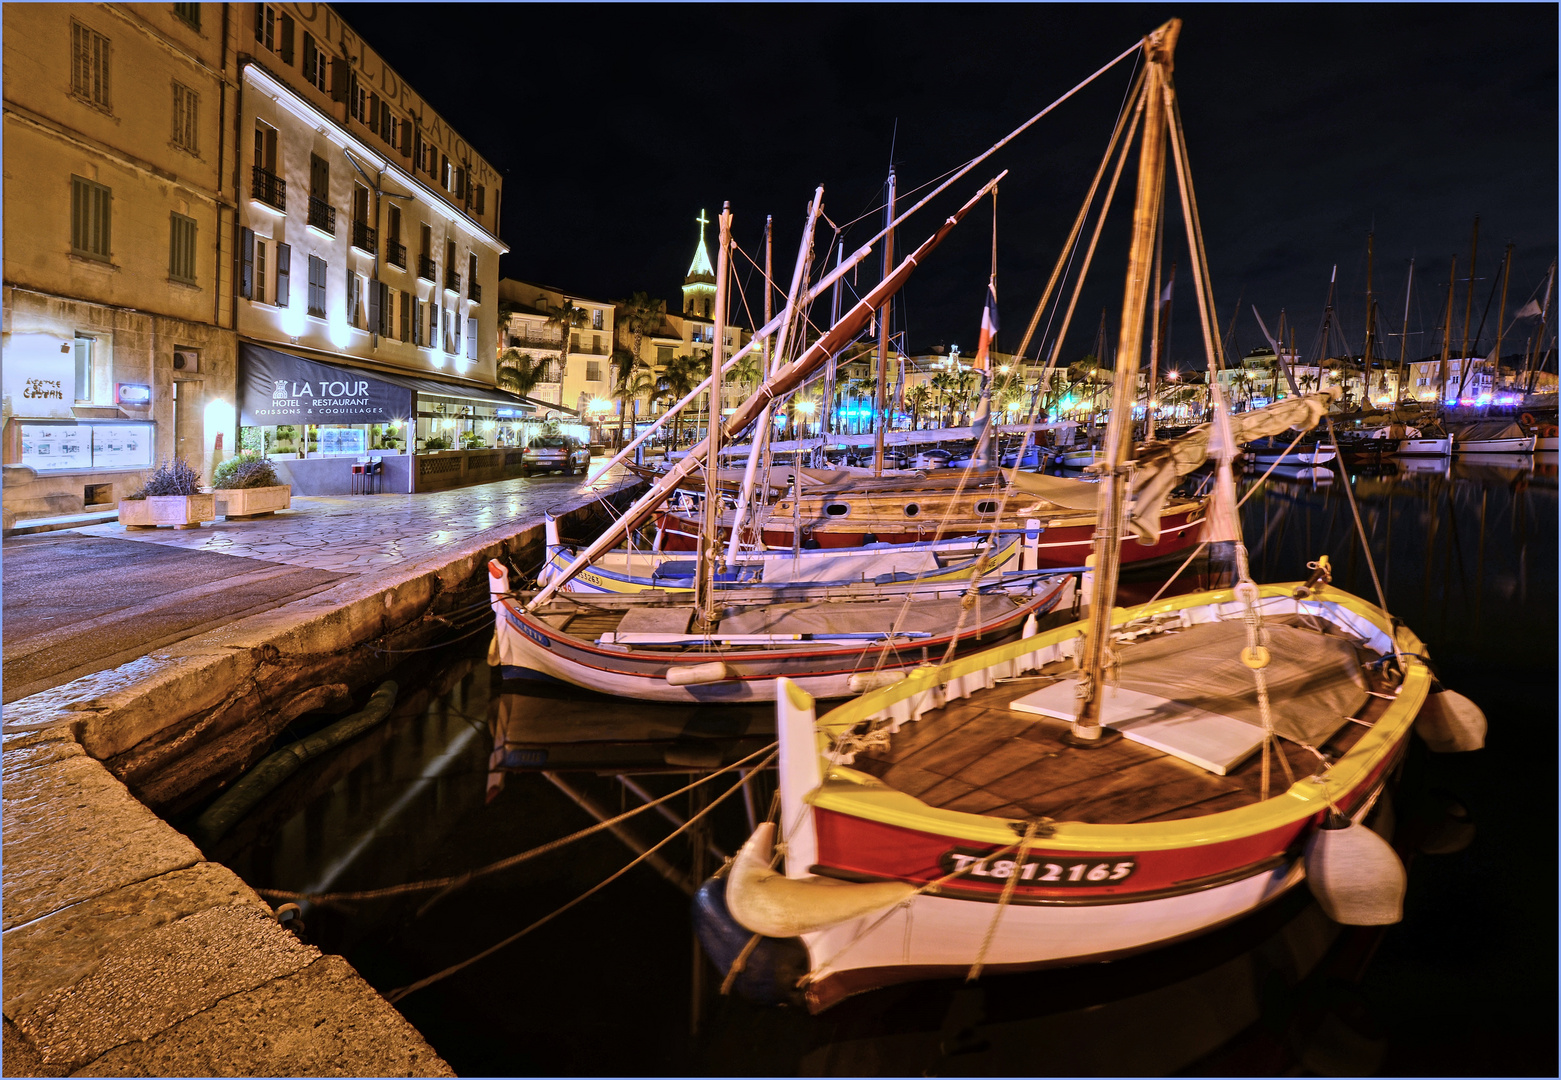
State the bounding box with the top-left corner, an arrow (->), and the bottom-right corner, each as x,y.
1009,392 -> 1337,543
1450,420 -> 1524,441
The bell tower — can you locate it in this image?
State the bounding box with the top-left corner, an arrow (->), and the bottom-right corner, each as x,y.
681,209 -> 716,318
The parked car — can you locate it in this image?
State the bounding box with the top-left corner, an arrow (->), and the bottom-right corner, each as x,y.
521,435 -> 590,477
911,449 -> 953,469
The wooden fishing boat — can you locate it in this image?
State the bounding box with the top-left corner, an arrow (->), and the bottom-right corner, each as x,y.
1393,435 -> 1452,456
689,19 -> 1486,1014
1243,436 -> 1338,466
1449,420 -> 1538,454
488,559 -> 1072,703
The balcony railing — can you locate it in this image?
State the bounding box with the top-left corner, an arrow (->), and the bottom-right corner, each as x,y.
307,196 -> 335,234
444,268 -> 461,293
418,254 -> 436,281
251,166 -> 285,211
468,280 -> 481,304
386,239 -> 407,269
505,329 -> 563,349
350,219 -> 377,255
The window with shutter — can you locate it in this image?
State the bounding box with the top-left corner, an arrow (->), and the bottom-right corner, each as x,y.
347,269 -> 361,328
70,176 -> 112,260
475,185 -> 485,215
255,239 -> 268,303
367,277 -> 381,332
276,243 -> 291,307
307,255 -> 327,317
255,5 -> 275,51
467,318 -> 478,360
171,83 -> 198,154
169,213 -> 197,283
239,225 -> 254,297
400,290 -> 412,343
368,92 -> 379,129
330,57 -> 347,102
309,154 -> 329,199
279,14 -> 294,64
70,21 -> 111,111
173,3 -> 200,30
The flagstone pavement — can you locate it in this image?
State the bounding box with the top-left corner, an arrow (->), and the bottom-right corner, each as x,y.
73,466 -> 639,575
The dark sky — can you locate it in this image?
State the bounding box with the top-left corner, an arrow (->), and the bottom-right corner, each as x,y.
353,4 -> 1556,369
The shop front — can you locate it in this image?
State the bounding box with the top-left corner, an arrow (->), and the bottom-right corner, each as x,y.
240,343 -> 577,494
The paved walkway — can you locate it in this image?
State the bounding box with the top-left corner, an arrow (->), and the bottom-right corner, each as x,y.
73,466 -> 635,574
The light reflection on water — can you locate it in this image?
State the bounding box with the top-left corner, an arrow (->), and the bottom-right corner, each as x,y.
216,456 -> 1556,1076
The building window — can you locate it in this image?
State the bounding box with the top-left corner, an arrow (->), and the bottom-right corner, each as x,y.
173,3 -> 200,30
657,345 -> 673,365
70,175 -> 112,260
347,269 -> 363,328
254,238 -> 268,303
70,21 -> 111,111
466,317 -> 478,360
474,185 -> 485,215
586,361 -> 601,383
351,78 -> 367,124
171,82 -> 198,154
307,255 -> 327,317
302,33 -> 328,92
255,5 -> 292,61
169,212 -> 197,284
592,309 -> 604,330
74,335 -> 95,404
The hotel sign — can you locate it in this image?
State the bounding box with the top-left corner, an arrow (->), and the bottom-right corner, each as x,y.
240,343 -> 412,425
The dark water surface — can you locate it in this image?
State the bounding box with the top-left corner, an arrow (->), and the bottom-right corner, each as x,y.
213,456 -> 1558,1076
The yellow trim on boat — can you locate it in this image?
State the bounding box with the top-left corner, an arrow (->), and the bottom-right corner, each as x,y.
806,582 -> 1430,851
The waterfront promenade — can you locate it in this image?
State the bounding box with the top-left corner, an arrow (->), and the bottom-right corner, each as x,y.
1,468 -> 638,1076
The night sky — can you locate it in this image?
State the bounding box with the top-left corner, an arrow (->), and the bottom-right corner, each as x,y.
354,4 -> 1556,369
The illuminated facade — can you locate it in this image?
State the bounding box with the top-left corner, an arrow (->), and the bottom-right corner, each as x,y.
2,2 -> 236,527
496,280 -> 613,415
233,3 -> 508,461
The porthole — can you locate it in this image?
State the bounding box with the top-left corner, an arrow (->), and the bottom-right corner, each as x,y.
824,502 -> 851,517
974,500 -> 999,515
903,503 -> 921,518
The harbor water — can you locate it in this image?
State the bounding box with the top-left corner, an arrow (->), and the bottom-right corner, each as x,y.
207,456 -> 1557,1076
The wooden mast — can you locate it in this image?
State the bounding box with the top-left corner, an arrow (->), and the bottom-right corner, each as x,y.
1363,232 -> 1377,397
1397,259 -> 1414,403
874,168 -> 896,476
1456,216 -> 1479,400
694,202 -> 732,631
1072,18 -> 1178,745
1495,242 -> 1512,393
1437,255 -> 1456,407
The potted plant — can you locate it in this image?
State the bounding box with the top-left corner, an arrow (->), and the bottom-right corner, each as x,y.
120,457 -> 215,530
212,455 -> 291,519
423,435 -> 452,452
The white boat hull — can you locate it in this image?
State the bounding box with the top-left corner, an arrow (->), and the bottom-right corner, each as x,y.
1453,435 -> 1538,453
1393,437 -> 1452,456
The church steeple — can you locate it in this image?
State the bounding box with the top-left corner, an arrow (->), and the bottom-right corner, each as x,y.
682,208 -> 716,317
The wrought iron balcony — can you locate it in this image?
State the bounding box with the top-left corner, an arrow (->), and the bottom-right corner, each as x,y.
350,219 -> 377,255
307,196 -> 335,234
418,254 -> 436,281
444,268 -> 461,293
467,280 -> 481,304
386,239 -> 407,269
251,166 -> 285,211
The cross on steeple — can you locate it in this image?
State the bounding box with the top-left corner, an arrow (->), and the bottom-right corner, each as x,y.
696,208 -> 709,242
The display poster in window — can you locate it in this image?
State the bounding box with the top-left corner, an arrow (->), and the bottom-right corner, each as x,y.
319,427 -> 366,455
20,423 -> 90,471
92,423 -> 154,470
3,336 -> 77,418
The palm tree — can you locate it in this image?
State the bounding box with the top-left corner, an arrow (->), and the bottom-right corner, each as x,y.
614,292 -> 666,444
607,348 -> 638,445
658,352 -> 709,449
617,363 -> 658,440
496,349 -> 545,399
543,297 -> 590,406
905,384 -> 932,431
731,353 -> 763,394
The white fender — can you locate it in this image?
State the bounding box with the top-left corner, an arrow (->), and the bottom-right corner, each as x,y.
666,661 -> 728,686
1414,689 -> 1487,752
847,670 -> 907,694
724,822 -> 916,939
1304,816 -> 1406,926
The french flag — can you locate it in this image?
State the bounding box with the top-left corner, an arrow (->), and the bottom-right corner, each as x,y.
975,280 -> 999,366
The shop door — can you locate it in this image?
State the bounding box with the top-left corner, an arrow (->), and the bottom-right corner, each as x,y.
173,380 -> 202,464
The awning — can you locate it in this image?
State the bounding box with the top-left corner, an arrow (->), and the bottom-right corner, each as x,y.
239,342 -> 561,425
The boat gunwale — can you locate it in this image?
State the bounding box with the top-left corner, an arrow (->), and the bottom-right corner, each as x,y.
800,582 -> 1430,850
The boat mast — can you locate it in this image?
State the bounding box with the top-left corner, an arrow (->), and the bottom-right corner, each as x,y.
1528,260 -> 1556,395
1146,200 -> 1166,441
1437,255 -> 1456,407
1072,19 -> 1177,745
1317,266 -> 1337,398
1456,216 -> 1479,400
1495,242 -> 1512,394
1363,232 -> 1376,396
695,202 -> 732,630
825,240 -> 843,442
873,168 -> 897,476
1396,259 -> 1413,403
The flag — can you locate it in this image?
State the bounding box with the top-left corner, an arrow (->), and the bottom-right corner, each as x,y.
1513,299 -> 1543,320
974,280 -> 1000,369
971,279 -> 998,467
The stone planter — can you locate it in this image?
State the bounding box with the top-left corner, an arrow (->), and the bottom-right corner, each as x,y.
213,484 -> 292,519
119,493 -> 216,530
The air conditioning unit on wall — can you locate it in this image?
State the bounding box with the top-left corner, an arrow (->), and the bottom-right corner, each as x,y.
173,349 -> 200,372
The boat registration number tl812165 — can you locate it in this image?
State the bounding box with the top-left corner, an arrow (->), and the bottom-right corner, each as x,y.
941,850 -> 1138,885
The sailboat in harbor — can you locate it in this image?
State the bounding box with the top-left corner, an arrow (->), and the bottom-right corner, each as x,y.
694,21 -> 1486,1011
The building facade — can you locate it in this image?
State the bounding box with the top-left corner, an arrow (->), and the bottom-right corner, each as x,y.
3,1 -> 237,526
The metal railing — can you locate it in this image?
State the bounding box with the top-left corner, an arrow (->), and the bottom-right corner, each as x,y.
444,268 -> 461,293
251,166 -> 285,211
307,196 -> 335,234
386,239 -> 407,269
350,219 -> 377,255
468,280 -> 481,304
418,254 -> 436,281
505,329 -> 564,349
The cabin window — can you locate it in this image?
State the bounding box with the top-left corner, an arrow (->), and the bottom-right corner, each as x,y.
824,502 -> 850,517
903,503 -> 920,517
974,500 -> 999,515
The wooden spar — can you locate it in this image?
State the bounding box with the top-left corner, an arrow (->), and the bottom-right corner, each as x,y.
726,189 -> 822,566
1363,232 -> 1376,380
1437,255 -> 1456,405
874,168 -> 897,476
1495,243 -> 1512,388
1528,260 -> 1556,394
1146,193 -> 1165,441
1397,259 -> 1414,401
825,241 -> 843,440
1072,19 -> 1177,742
1457,216 -> 1479,399
526,171 -> 1005,610
695,203 -> 733,630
